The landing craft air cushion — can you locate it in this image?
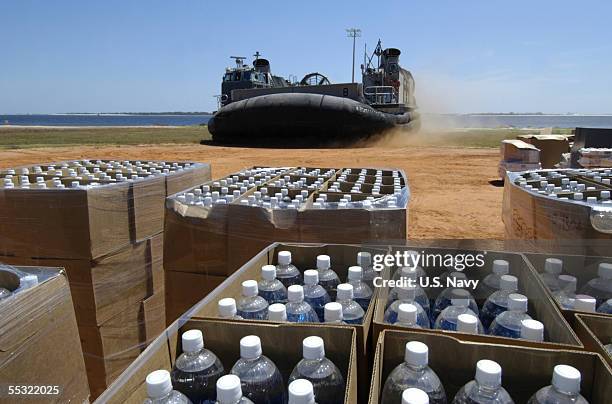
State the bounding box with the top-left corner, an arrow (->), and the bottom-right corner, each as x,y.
207,41 -> 419,144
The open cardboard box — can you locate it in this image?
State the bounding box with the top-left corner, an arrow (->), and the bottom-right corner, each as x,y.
95,318 -> 357,404
0,266 -> 90,403
372,246 -> 582,350
574,314 -> 612,367
184,242 -> 387,402
369,329 -> 612,404
523,252 -> 612,319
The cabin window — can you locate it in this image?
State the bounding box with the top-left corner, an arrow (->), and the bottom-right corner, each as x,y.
243,71 -> 251,81
223,73 -> 233,82
234,71 -> 241,81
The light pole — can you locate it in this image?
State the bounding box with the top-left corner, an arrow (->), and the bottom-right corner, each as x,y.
346,28 -> 361,83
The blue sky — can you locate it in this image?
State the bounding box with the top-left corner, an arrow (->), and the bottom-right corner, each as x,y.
1,0 -> 611,114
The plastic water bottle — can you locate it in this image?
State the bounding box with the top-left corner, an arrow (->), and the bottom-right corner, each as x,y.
170,330 -> 224,404
392,265 -> 427,283
480,275 -> 519,330
540,258 -> 563,292
402,388 -> 430,404
286,285 -> 319,323
215,375 -> 254,404
303,270 -> 331,321
347,266 -> 373,310
288,379 -> 316,404
521,319 -> 544,342
268,303 -> 287,322
475,260 -> 510,300
384,285 -> 430,328
527,365 -> 588,404
276,251 -> 302,288
0,287 -> 11,300
489,294 -> 532,339
605,343 -> 612,356
432,282 -> 479,325
335,283 -> 365,324
434,290 -> 484,333
394,303 -> 422,329
324,302 -> 345,324
552,275 -> 577,310
218,298 -> 242,320
236,280 -> 269,320
315,255 -> 340,300
387,272 -> 430,316
597,298 -> 612,314
258,265 -> 288,304
357,251 -> 378,288
579,262 -> 612,305
451,360 -> 514,404
572,294 -> 596,312
288,336 -> 345,404
381,341 -> 447,404
145,370 -> 192,404
231,336 -> 286,404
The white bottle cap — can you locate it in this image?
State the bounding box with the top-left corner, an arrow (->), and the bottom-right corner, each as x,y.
302,336 -> 325,360
357,251 -> 372,267
508,293 -> 528,312
573,295 -> 596,312
450,271 -> 467,280
324,302 -> 343,322
450,289 -> 470,307
521,319 -> 544,342
288,379 -> 315,404
261,265 -> 277,281
404,341 -> 428,366
397,303 -> 418,324
457,314 -> 479,334
278,251 -> 292,265
552,365 -> 581,394
317,255 -> 331,270
336,283 -> 354,300
475,359 -> 502,388
397,285 -> 417,300
347,266 -> 363,281
303,270 -> 319,285
492,260 -> 510,275
499,275 -> 518,291
181,329 -> 204,353
240,335 -> 262,359
402,388 -> 429,404
218,298 -> 237,318
598,262 -> 612,279
242,280 -> 258,297
558,275 -> 577,292
544,258 -> 563,275
268,303 -> 287,321
288,285 -> 304,302
216,374 -> 243,404
145,369 -> 173,399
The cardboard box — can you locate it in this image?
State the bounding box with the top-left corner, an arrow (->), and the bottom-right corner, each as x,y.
165,270 -> 226,325
574,314 -> 612,367
518,134 -> 570,169
0,266 -> 90,403
372,246 -> 582,351
369,329 -> 612,404
186,242 -> 383,402
81,289 -> 166,398
96,319 -> 358,404
524,252 -> 612,317
500,139 -> 540,163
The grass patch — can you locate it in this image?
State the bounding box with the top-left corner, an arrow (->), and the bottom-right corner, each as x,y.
408,128 -> 573,148
0,126 -> 211,149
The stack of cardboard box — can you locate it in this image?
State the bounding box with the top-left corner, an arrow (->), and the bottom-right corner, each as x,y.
164,166 -> 409,323
0,159 -> 211,398
0,265 -> 90,403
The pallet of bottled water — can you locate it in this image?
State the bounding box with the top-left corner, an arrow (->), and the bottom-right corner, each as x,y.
96,318 -> 358,404
503,168 -> 612,244
370,329 -> 611,404
164,166 -> 409,279
524,252 -> 612,317
371,246 -> 582,350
